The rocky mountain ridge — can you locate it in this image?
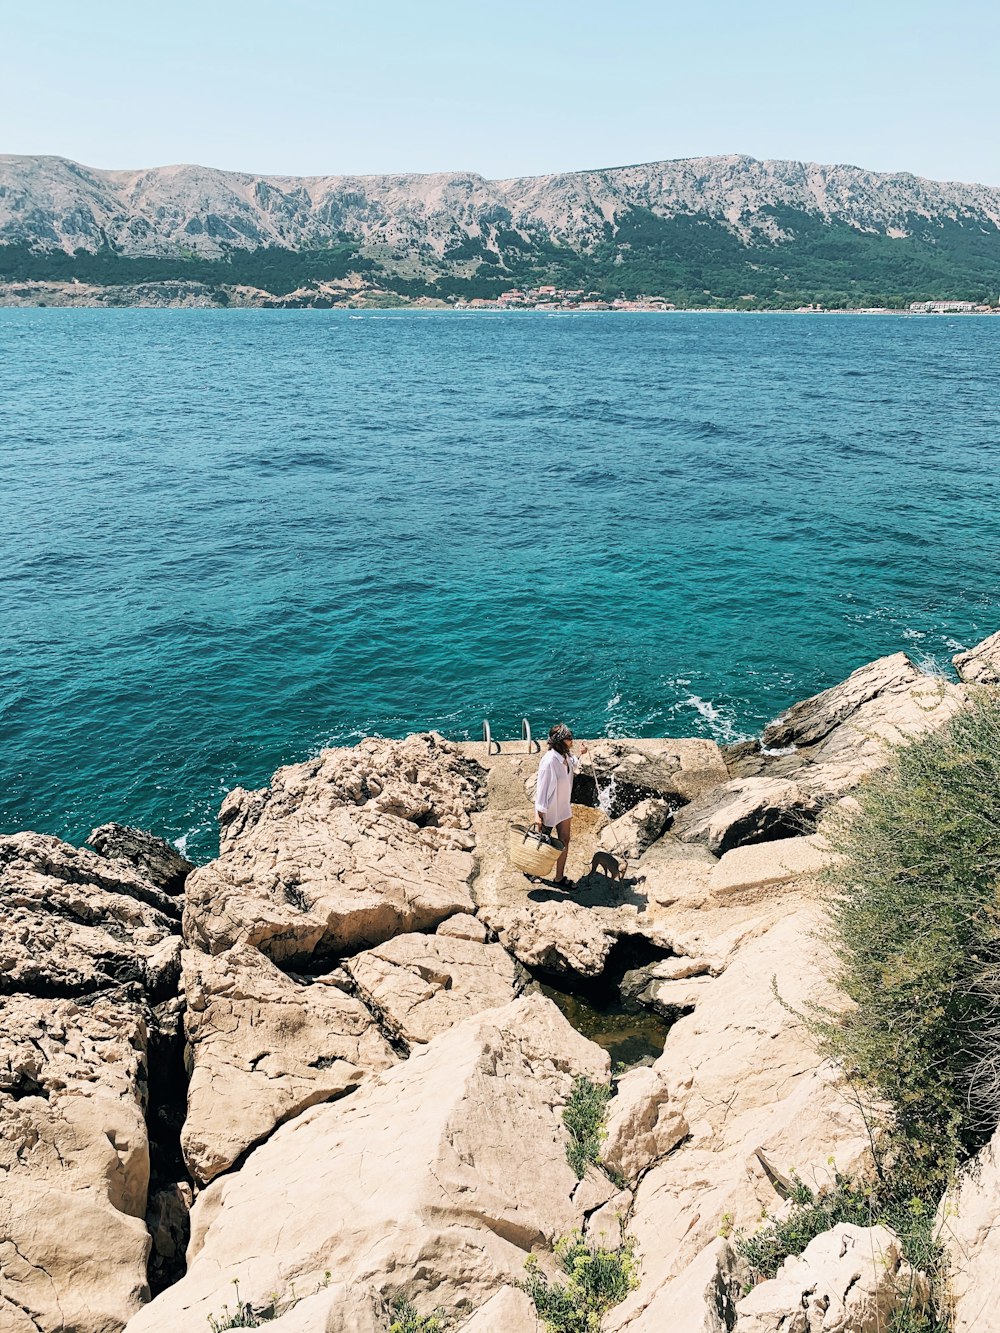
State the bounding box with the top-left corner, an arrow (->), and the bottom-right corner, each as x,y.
4,152 -> 1000,258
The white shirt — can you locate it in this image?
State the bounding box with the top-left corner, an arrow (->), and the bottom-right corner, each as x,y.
534,749 -> 580,826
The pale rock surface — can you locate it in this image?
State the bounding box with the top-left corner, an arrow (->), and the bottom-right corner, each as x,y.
639,974 -> 717,1016
344,931 -> 524,1048
0,831 -> 180,998
623,1238 -> 740,1333
457,1285 -> 541,1332
734,1224 -> 929,1332
761,652 -> 967,798
953,629 -> 1000,684
709,833 -> 832,898
125,995 -> 608,1333
477,898 -> 631,975
937,1121 -> 1000,1332
606,907 -> 873,1330
635,835 -> 719,910
181,944 -> 397,1183
598,799 -> 673,859
86,822 -> 195,895
437,911 -> 488,941
184,733 -> 484,965
602,1067 -> 688,1182
671,777 -> 820,855
585,1187 -> 635,1248
0,994 -> 152,1333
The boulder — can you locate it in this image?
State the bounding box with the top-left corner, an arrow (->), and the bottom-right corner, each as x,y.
670,778 -> 820,856
0,994 -> 152,1333
181,944 -> 397,1183
457,1285 -> 541,1331
708,834 -> 832,898
602,1067 -> 688,1182
638,975 -> 716,1017
760,653 -> 967,799
634,836 -> 719,910
0,831 -> 181,998
437,912 -> 489,942
125,994 -> 608,1333
344,931 -> 525,1048
616,1237 -> 740,1333
599,799 -> 673,860
183,733 -> 485,966
86,823 -> 195,895
937,1121 -> 1000,1331
953,630 -> 1000,685
734,1224 -> 929,1332
478,899 -> 625,976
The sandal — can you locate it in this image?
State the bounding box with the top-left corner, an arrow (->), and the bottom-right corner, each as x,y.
553,876 -> 576,890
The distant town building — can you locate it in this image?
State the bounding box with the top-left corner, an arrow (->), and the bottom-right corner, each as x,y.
909,300 -> 977,313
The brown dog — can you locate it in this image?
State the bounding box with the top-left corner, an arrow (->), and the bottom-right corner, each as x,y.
590,850 -> 628,881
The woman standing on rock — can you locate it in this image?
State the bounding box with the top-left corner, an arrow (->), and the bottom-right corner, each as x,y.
534,723 -> 588,888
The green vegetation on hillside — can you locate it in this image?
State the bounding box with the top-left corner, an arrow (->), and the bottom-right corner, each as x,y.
0,240 -> 370,294
563,1076 -> 612,1179
5,205 -> 1000,307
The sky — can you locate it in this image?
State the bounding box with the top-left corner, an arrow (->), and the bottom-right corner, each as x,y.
4,0 -> 1000,185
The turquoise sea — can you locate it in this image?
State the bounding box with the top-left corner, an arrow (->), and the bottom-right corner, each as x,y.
2,309 -> 998,860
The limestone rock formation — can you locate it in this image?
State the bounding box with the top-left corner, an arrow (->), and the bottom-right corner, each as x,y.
670,777 -> 820,855
938,1121 -> 1000,1331
734,1224 -> 929,1332
708,833 -> 832,898
86,823 -> 194,895
760,652 -> 966,798
598,799 -> 673,860
0,831 -> 181,998
125,994 -> 608,1333
344,930 -> 525,1048
0,995 -> 152,1332
184,733 -> 484,965
457,1285 -> 541,1331
0,831 -> 185,1332
181,944 -> 397,1184
953,629 -> 1000,685
602,1067 -> 688,1182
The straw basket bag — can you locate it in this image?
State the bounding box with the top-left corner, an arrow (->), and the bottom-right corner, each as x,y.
508,822 -> 565,877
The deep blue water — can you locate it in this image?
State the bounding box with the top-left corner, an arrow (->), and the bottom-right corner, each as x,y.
2,309 -> 999,860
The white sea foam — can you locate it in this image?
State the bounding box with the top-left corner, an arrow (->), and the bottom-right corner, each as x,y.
606,692 -> 621,709
173,834 -> 189,857
679,694 -> 743,744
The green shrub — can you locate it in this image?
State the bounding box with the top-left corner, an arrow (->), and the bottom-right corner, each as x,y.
817,689 -> 1000,1192
522,1232 -> 639,1333
207,1281 -> 275,1330
386,1295 -> 446,1332
563,1077 -> 612,1179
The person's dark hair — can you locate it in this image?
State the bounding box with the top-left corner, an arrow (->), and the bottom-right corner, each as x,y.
548,723 -> 573,755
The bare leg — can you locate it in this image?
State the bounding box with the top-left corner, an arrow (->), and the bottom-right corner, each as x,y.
553,818 -> 572,882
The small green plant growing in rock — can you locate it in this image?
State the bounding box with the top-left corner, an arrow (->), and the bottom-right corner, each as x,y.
386,1294 -> 446,1332
522,1231 -> 639,1333
563,1076 -> 612,1179
207,1280 -> 275,1331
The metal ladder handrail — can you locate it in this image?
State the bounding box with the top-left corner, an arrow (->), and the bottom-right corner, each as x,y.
482,717 -> 540,754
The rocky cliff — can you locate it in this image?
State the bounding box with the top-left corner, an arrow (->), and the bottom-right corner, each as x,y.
2,638 -> 999,1332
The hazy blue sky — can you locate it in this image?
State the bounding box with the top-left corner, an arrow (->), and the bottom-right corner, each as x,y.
5,0 -> 1000,184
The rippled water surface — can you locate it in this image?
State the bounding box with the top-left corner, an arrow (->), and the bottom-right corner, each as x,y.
2,309 -> 999,858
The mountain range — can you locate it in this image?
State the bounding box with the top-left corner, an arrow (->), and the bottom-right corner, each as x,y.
3,153 -> 1000,307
